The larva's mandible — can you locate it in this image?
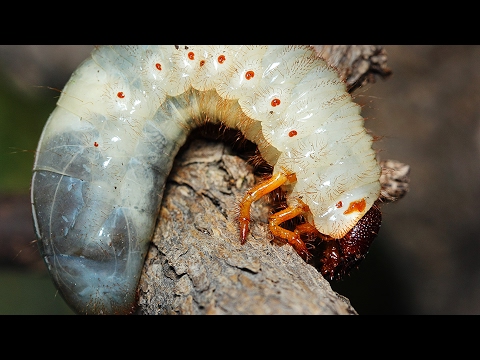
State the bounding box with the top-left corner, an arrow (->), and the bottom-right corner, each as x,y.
31,45 -> 382,315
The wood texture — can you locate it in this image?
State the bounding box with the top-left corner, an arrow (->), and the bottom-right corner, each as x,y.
312,45 -> 392,92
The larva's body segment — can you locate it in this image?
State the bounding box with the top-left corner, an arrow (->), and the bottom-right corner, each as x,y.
31,45 -> 381,314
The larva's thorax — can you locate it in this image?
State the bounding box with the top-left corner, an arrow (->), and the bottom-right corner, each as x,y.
31,45 -> 382,314
269,97 -> 381,238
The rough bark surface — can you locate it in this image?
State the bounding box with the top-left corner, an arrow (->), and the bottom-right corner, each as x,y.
135,45 -> 399,315
136,140 -> 358,314
312,45 -> 392,92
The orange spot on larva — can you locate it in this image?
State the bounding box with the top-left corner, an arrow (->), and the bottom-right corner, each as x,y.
343,198 -> 367,215
271,98 -> 281,107
245,70 -> 255,80
117,92 -> 125,98
188,52 -> 195,60
288,130 -> 298,137
218,55 -> 226,63
200,60 -> 205,66
155,63 -> 162,70
336,201 -> 343,208
94,142 -> 99,147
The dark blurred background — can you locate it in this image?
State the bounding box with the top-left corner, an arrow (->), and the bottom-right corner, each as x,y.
0,45 -> 478,314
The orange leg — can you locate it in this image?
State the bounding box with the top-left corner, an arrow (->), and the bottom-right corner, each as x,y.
293,222 -> 321,240
269,202 -> 312,260
238,172 -> 289,244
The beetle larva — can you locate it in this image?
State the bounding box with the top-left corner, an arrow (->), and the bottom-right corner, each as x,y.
31,45 -> 382,314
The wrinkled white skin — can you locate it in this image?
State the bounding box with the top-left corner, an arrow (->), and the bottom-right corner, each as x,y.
31,45 -> 380,314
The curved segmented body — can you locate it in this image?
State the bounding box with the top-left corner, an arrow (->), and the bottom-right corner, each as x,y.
31,45 -> 381,314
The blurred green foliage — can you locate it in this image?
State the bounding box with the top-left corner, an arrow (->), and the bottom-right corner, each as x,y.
0,68 -> 57,194
0,270 -> 74,314
0,67 -> 74,314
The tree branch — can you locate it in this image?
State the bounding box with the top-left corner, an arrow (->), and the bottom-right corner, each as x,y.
312,45 -> 392,92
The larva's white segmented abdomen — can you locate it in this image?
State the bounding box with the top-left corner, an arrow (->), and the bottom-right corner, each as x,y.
192,45 -> 243,91
237,46 -> 318,123
132,46 -> 174,104
261,96 -> 357,152
187,45 -> 230,91
215,45 -> 269,99
237,83 -> 293,123
31,45 -> 381,314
